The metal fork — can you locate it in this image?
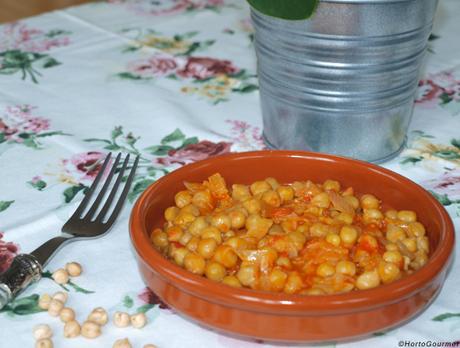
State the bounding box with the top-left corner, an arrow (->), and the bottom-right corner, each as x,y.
0,152 -> 139,309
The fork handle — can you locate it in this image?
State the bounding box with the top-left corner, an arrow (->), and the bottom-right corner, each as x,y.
0,254 -> 42,310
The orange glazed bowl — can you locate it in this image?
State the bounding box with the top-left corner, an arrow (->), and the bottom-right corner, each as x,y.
130,151 -> 455,343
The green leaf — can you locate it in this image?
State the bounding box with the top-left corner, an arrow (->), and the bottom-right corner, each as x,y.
144,144 -> 174,156
45,29 -> 71,38
429,191 -> 453,206
63,184 -> 86,203
0,200 -> 14,213
400,156 -> 423,165
233,84 -> 259,93
181,137 -> 199,148
22,137 -> 39,149
122,46 -> 141,53
161,128 -> 185,144
104,144 -> 121,151
432,312 -> 460,322
0,294 -> 45,316
29,179 -> 47,191
36,131 -> 69,137
136,303 -> 155,313
0,133 -> 5,143
117,72 -> 144,80
247,0 -> 319,20
439,92 -> 453,105
42,57 -> 61,68
123,295 -> 134,308
67,280 -> 95,294
451,138 -> 460,150
433,150 -> 460,160
84,138 -> 111,144
128,179 -> 155,202
111,126 -> 123,140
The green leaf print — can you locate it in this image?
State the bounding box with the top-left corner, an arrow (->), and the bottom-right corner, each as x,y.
432,313 -> 460,322
123,295 -> 134,309
181,137 -> 199,148
0,200 -> 14,213
0,294 -> 45,316
42,57 -> 61,68
0,133 -> 5,143
117,72 -> 144,80
401,156 -> 423,165
67,279 -> 95,294
161,129 -> 186,144
36,131 -> 69,138
112,126 -> 123,140
233,84 -> 259,93
451,138 -> 460,150
145,145 -> 174,156
63,184 -> 88,203
128,179 -> 155,202
429,191 -> 453,206
136,304 -> 155,314
432,150 -> 460,160
29,179 -> 47,191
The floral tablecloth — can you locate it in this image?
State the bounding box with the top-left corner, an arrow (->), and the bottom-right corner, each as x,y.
0,0 -> 459,347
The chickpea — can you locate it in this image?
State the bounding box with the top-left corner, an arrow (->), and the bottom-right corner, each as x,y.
316,263 -> 335,278
250,180 -> 271,195
356,270 -> 380,290
411,251 -> 428,270
81,321 -> 101,338
33,324 -> 53,340
385,243 -> 399,251
113,338 -> 132,348
38,294 -> 52,310
213,245 -> 238,268
302,288 -> 325,296
231,184 -> 251,201
360,194 -> 379,209
35,339 -> 53,348
184,253 -> 206,275
179,231 -> 193,245
335,212 -> 353,225
344,195 -> 359,210
340,225 -> 358,245
48,299 -> 64,317
378,262 -> 401,284
385,209 -> 398,220
242,198 -> 261,214
383,250 -> 403,265
336,260 -> 356,276
262,190 -> 281,207
265,177 -> 279,189
287,231 -> 306,250
326,233 -> 341,247
210,213 -> 232,232
386,224 -> 406,243
130,312 -> 147,329
197,238 -> 218,259
60,307 -> 75,323
180,204 -> 200,217
222,275 -> 242,288
174,190 -> 192,208
52,291 -> 68,304
63,320 -> 81,338
173,211 -> 196,226
65,262 -> 82,277
276,256 -> 292,269
87,307 -> 108,326
277,185 -> 294,202
408,222 -> 426,237
113,311 -> 131,328
52,268 -> 69,285
363,209 -> 383,222
310,223 -> 330,238
311,192 -> 330,208
151,229 -> 168,249
283,272 -> 303,294
269,268 -> 288,292
397,210 -> 417,223
192,190 -> 213,211
186,236 -> 200,253
402,238 -> 418,253
188,216 -> 209,236
236,262 -> 258,288
281,219 -> 297,233
205,261 -> 226,282
229,210 -> 246,229
323,179 -> 340,192
200,226 -> 222,244
164,206 -> 179,222
172,247 -> 189,266
417,236 -> 430,253
166,226 -> 183,242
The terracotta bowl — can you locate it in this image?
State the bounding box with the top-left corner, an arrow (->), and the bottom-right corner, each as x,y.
130,151 -> 454,343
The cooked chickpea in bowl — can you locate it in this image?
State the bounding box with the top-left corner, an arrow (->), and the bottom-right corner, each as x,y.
150,173 -> 430,295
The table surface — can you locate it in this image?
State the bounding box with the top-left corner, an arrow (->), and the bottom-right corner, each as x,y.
1,1 -> 459,347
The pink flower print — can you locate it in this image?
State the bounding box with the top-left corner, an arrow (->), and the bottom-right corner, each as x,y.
127,54 -> 179,78
23,117 -> 50,133
177,57 -> 239,80
415,79 -> 443,105
70,151 -> 106,180
0,232 -> 19,273
0,119 -> 19,140
421,169 -> 460,201
157,140 -> 232,166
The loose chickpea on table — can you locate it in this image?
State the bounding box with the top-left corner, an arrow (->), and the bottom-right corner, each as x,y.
151,173 -> 431,295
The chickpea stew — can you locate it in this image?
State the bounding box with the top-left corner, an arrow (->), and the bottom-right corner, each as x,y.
150,173 -> 430,295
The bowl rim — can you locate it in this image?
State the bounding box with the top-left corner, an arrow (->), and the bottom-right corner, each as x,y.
130,150 -> 455,314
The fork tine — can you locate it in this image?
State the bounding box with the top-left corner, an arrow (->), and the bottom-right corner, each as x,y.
83,152 -> 122,220
95,154 -> 130,222
104,155 -> 140,228
71,152 -> 112,218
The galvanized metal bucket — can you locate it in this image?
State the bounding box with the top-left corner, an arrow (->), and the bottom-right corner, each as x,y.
251,0 -> 438,162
